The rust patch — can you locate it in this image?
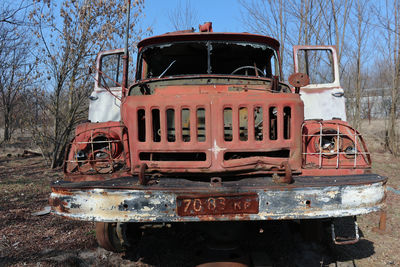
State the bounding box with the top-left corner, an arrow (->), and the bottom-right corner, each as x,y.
288,72 -> 310,88
49,197 -> 70,213
51,187 -> 74,195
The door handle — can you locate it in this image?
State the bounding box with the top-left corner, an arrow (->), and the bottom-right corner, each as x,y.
332,92 -> 344,97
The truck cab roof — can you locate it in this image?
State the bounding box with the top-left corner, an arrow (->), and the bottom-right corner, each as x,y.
137,32 -> 280,51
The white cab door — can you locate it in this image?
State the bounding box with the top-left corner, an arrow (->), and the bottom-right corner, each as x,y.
88,48 -> 124,123
293,46 -> 346,121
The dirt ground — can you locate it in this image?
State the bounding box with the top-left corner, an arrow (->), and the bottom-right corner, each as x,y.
0,120 -> 399,267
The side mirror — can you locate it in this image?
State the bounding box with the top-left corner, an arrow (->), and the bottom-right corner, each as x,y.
288,72 -> 310,93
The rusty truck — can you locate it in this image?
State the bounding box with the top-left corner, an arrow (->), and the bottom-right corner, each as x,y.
49,22 -> 387,252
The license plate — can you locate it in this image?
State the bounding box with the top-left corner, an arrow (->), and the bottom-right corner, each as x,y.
177,193 -> 259,216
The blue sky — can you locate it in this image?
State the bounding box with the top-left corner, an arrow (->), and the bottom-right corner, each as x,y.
141,0 -> 246,35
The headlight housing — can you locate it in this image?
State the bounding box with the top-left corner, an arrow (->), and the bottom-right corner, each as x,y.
302,120 -> 370,168
64,122 -> 128,177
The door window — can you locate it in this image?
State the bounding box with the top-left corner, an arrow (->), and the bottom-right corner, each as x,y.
297,49 -> 335,85
99,53 -> 123,88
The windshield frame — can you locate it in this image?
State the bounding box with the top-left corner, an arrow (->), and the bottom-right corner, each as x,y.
135,40 -> 280,81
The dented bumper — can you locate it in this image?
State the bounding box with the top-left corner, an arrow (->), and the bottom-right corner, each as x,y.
49,174 -> 386,222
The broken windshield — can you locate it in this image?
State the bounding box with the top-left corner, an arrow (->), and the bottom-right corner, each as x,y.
137,41 -> 278,80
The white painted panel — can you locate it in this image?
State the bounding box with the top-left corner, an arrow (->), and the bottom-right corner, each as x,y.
301,88 -> 347,121
88,90 -> 121,122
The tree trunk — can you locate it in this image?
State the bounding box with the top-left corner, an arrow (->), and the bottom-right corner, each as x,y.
387,88 -> 398,155
3,114 -> 10,142
386,1 -> 400,156
387,60 -> 399,156
3,108 -> 11,142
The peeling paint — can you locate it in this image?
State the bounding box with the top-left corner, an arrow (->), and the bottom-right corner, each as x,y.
50,176 -> 386,223
342,183 -> 385,207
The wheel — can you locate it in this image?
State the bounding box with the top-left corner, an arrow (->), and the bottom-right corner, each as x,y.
96,222 -> 141,252
231,65 -> 265,76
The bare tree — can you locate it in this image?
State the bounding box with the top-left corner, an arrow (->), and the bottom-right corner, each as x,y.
348,0 -> 370,129
239,0 -> 289,76
375,0 -> 400,155
238,0 -> 352,79
0,1 -> 32,25
168,0 -> 199,31
288,0 -> 353,65
321,0 -> 352,65
29,0 -> 149,168
0,2 -> 34,143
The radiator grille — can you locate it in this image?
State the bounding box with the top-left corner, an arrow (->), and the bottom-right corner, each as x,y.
136,105 -> 292,144
125,93 -> 303,172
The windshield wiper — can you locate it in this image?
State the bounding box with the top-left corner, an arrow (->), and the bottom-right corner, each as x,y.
158,60 -> 176,78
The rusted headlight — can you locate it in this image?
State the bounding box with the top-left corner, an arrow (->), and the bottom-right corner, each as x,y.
302,120 -> 371,169
90,134 -> 122,159
86,133 -> 123,173
76,150 -> 87,160
313,129 -> 357,159
66,131 -> 124,175
314,128 -> 340,158
342,138 -> 356,159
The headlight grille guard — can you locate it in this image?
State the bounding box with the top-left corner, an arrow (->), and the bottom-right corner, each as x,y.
302,120 -> 371,169
64,122 -> 130,176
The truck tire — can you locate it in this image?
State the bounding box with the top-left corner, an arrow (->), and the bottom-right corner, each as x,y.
96,222 -> 141,252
